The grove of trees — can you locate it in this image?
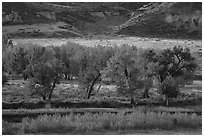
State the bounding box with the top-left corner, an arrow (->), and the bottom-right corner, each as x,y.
2,37 -> 197,106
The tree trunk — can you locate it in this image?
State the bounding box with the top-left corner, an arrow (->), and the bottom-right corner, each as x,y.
87,73 -> 101,99
45,100 -> 51,109
48,89 -> 54,100
87,83 -> 94,99
64,73 -> 68,79
86,85 -> 90,93
48,82 -> 56,100
96,84 -> 102,93
130,97 -> 136,107
67,75 -> 71,80
143,88 -> 150,98
42,96 -> 46,101
165,94 -> 169,107
23,73 -> 28,80
48,92 -> 52,100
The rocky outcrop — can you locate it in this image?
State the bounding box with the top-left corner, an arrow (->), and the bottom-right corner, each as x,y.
90,11 -> 120,19
90,12 -> 106,19
2,11 -> 22,23
37,11 -> 56,20
164,9 -> 202,34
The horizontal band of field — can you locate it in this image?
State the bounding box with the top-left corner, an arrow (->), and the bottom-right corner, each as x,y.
3,108 -> 202,116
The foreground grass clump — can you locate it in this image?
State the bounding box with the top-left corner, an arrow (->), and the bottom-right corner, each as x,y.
3,110 -> 201,134
2,121 -> 21,135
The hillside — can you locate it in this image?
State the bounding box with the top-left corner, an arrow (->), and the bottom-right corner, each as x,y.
3,2 -> 148,38
116,2 -> 202,39
2,2 -> 202,39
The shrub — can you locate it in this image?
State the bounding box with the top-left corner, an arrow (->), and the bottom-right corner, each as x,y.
2,73 -> 8,86
2,121 -> 21,135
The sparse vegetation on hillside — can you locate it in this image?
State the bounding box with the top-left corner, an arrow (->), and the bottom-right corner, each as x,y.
3,2 -> 201,39
117,2 -> 202,39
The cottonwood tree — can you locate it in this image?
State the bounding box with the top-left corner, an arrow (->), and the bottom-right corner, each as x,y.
77,45 -> 114,99
27,45 -> 45,65
25,46 -> 63,101
52,43 -> 83,79
146,46 -> 197,106
2,46 -> 14,73
27,59 -> 63,101
142,77 -> 153,98
2,45 -> 29,78
2,34 -> 14,73
103,45 -> 144,105
3,43 -> 46,79
25,45 -> 54,77
139,49 -> 157,98
12,47 -> 29,76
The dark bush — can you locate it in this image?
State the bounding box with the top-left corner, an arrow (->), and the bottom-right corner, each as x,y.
2,73 -> 8,86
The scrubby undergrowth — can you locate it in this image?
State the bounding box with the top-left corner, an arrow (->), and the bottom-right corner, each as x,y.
3,110 -> 201,135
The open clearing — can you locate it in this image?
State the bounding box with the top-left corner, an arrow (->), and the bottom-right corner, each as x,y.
12,37 -> 202,50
